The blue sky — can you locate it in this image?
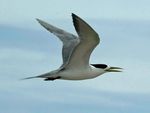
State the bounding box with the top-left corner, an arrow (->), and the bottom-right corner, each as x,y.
0,0 -> 150,113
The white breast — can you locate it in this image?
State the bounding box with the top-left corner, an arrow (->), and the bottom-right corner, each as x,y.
59,65 -> 106,80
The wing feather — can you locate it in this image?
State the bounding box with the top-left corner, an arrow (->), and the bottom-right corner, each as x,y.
36,19 -> 79,67
65,14 -> 100,69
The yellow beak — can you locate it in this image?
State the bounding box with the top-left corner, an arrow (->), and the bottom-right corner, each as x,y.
106,67 -> 123,72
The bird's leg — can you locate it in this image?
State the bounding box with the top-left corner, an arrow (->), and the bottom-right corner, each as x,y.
44,76 -> 61,81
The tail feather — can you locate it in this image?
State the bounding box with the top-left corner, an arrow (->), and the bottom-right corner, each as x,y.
21,76 -> 39,80
21,72 -> 51,80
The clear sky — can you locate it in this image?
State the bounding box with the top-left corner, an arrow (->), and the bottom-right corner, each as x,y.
0,0 -> 150,113
1,0 -> 150,26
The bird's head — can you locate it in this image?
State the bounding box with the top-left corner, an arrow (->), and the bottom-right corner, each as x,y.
91,64 -> 123,72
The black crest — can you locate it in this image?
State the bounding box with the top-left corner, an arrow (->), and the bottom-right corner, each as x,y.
91,64 -> 107,69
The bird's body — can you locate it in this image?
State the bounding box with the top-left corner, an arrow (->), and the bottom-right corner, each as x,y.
39,65 -> 106,80
24,13 -> 122,81
60,66 -> 105,80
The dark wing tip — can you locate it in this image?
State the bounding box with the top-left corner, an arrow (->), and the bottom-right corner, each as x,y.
36,18 -> 42,23
71,13 -> 75,16
36,18 -> 44,26
71,13 -> 80,34
71,13 -> 99,37
72,13 -> 78,18
71,13 -> 81,23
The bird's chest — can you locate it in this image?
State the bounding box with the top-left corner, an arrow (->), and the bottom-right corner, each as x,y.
59,67 -> 104,80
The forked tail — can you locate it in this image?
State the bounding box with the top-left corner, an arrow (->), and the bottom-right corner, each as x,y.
21,72 -> 51,80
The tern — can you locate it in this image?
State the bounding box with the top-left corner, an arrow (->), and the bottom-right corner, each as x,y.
24,13 -> 122,81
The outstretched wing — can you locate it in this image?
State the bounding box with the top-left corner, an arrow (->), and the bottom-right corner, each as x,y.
65,13 -> 100,69
36,19 -> 79,67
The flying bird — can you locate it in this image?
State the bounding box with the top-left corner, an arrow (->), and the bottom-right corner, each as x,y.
24,13 -> 122,81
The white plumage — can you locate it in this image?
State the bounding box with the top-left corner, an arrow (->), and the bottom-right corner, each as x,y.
24,13 -> 122,81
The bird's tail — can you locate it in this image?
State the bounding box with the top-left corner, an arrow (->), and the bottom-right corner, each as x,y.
21,72 -> 50,80
21,76 -> 38,80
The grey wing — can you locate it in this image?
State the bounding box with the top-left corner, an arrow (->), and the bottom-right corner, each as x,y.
65,14 -> 100,69
36,19 -> 79,67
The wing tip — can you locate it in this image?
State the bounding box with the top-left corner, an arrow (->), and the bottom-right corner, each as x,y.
36,18 -> 44,24
71,13 -> 76,17
71,13 -> 79,20
71,13 -> 80,32
36,18 -> 51,31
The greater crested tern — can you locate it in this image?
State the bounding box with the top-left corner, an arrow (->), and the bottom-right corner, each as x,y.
24,13 -> 122,81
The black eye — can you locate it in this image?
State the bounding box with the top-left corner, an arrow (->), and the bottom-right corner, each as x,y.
91,64 -> 108,69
